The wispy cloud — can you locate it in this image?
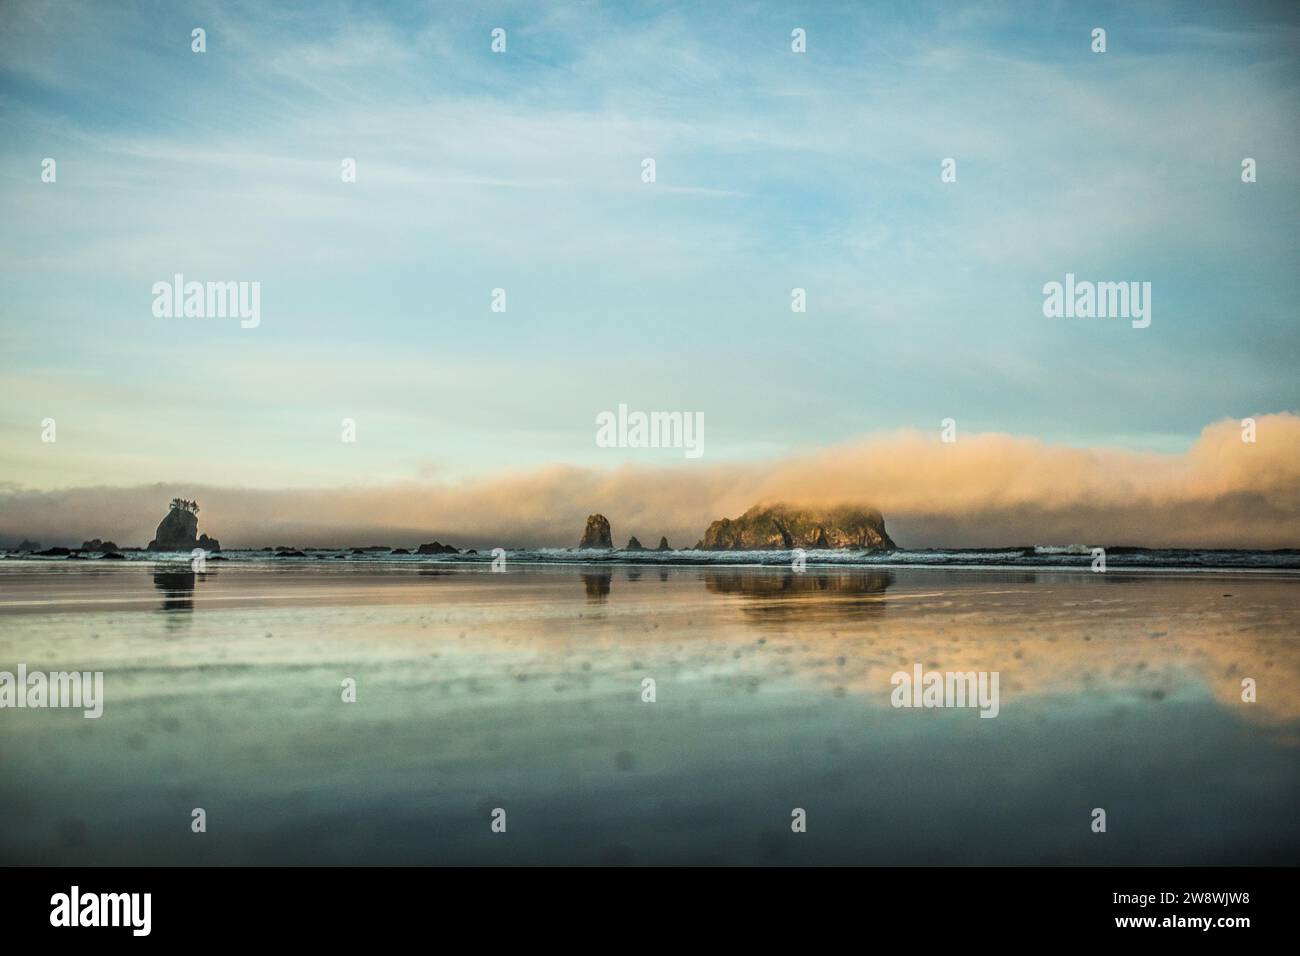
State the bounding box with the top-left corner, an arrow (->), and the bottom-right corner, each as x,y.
1,0 -> 1296,493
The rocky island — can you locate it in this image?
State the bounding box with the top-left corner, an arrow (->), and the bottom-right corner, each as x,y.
416,541 -> 460,554
697,502 -> 896,551
146,498 -> 220,552
79,538 -> 120,553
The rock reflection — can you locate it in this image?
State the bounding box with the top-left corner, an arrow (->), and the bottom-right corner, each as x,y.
704,569 -> 893,626
705,569 -> 894,597
153,568 -> 196,613
582,571 -> 612,603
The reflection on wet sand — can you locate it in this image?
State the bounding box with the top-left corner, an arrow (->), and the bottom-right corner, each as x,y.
0,561 -> 1296,865
524,567 -> 1298,728
1,562 -> 1295,727
705,569 -> 893,596
152,567 -> 196,613
703,569 -> 893,625
582,571 -> 612,602
692,570 -> 1300,728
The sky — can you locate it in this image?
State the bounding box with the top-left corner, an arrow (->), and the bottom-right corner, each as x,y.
0,0 -> 1297,547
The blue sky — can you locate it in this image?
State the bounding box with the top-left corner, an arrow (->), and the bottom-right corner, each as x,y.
1,0 -> 1297,491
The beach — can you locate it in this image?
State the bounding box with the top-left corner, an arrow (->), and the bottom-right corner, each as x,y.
1,559 -> 1297,865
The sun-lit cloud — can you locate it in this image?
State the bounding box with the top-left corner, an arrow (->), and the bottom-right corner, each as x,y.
2,413 -> 1296,550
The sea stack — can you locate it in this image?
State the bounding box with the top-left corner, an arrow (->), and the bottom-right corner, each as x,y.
146,498 -> 220,551
625,536 -> 643,550
79,538 -> 120,553
656,537 -> 670,551
697,502 -> 896,551
416,541 -> 459,554
579,514 -> 613,549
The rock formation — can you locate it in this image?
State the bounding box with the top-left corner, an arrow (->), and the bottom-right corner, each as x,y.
578,514 -> 613,549
79,539 -> 120,553
15,540 -> 39,551
146,501 -> 220,552
416,541 -> 459,554
656,537 -> 671,551
625,536 -> 643,550
697,502 -> 896,551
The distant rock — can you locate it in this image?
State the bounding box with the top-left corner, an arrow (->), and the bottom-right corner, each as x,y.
147,500 -> 220,552
15,539 -> 39,552
416,541 -> 459,554
79,539 -> 119,553
697,503 -> 897,551
100,552 -> 126,560
36,547 -> 71,556
656,537 -> 671,551
274,550 -> 307,557
625,536 -> 644,550
391,548 -> 411,555
579,514 -> 613,550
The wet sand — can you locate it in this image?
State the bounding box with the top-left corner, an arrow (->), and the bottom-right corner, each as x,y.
1,561 -> 1297,865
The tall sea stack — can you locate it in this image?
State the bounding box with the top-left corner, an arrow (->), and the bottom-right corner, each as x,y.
147,499 -> 220,551
579,514 -> 613,549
